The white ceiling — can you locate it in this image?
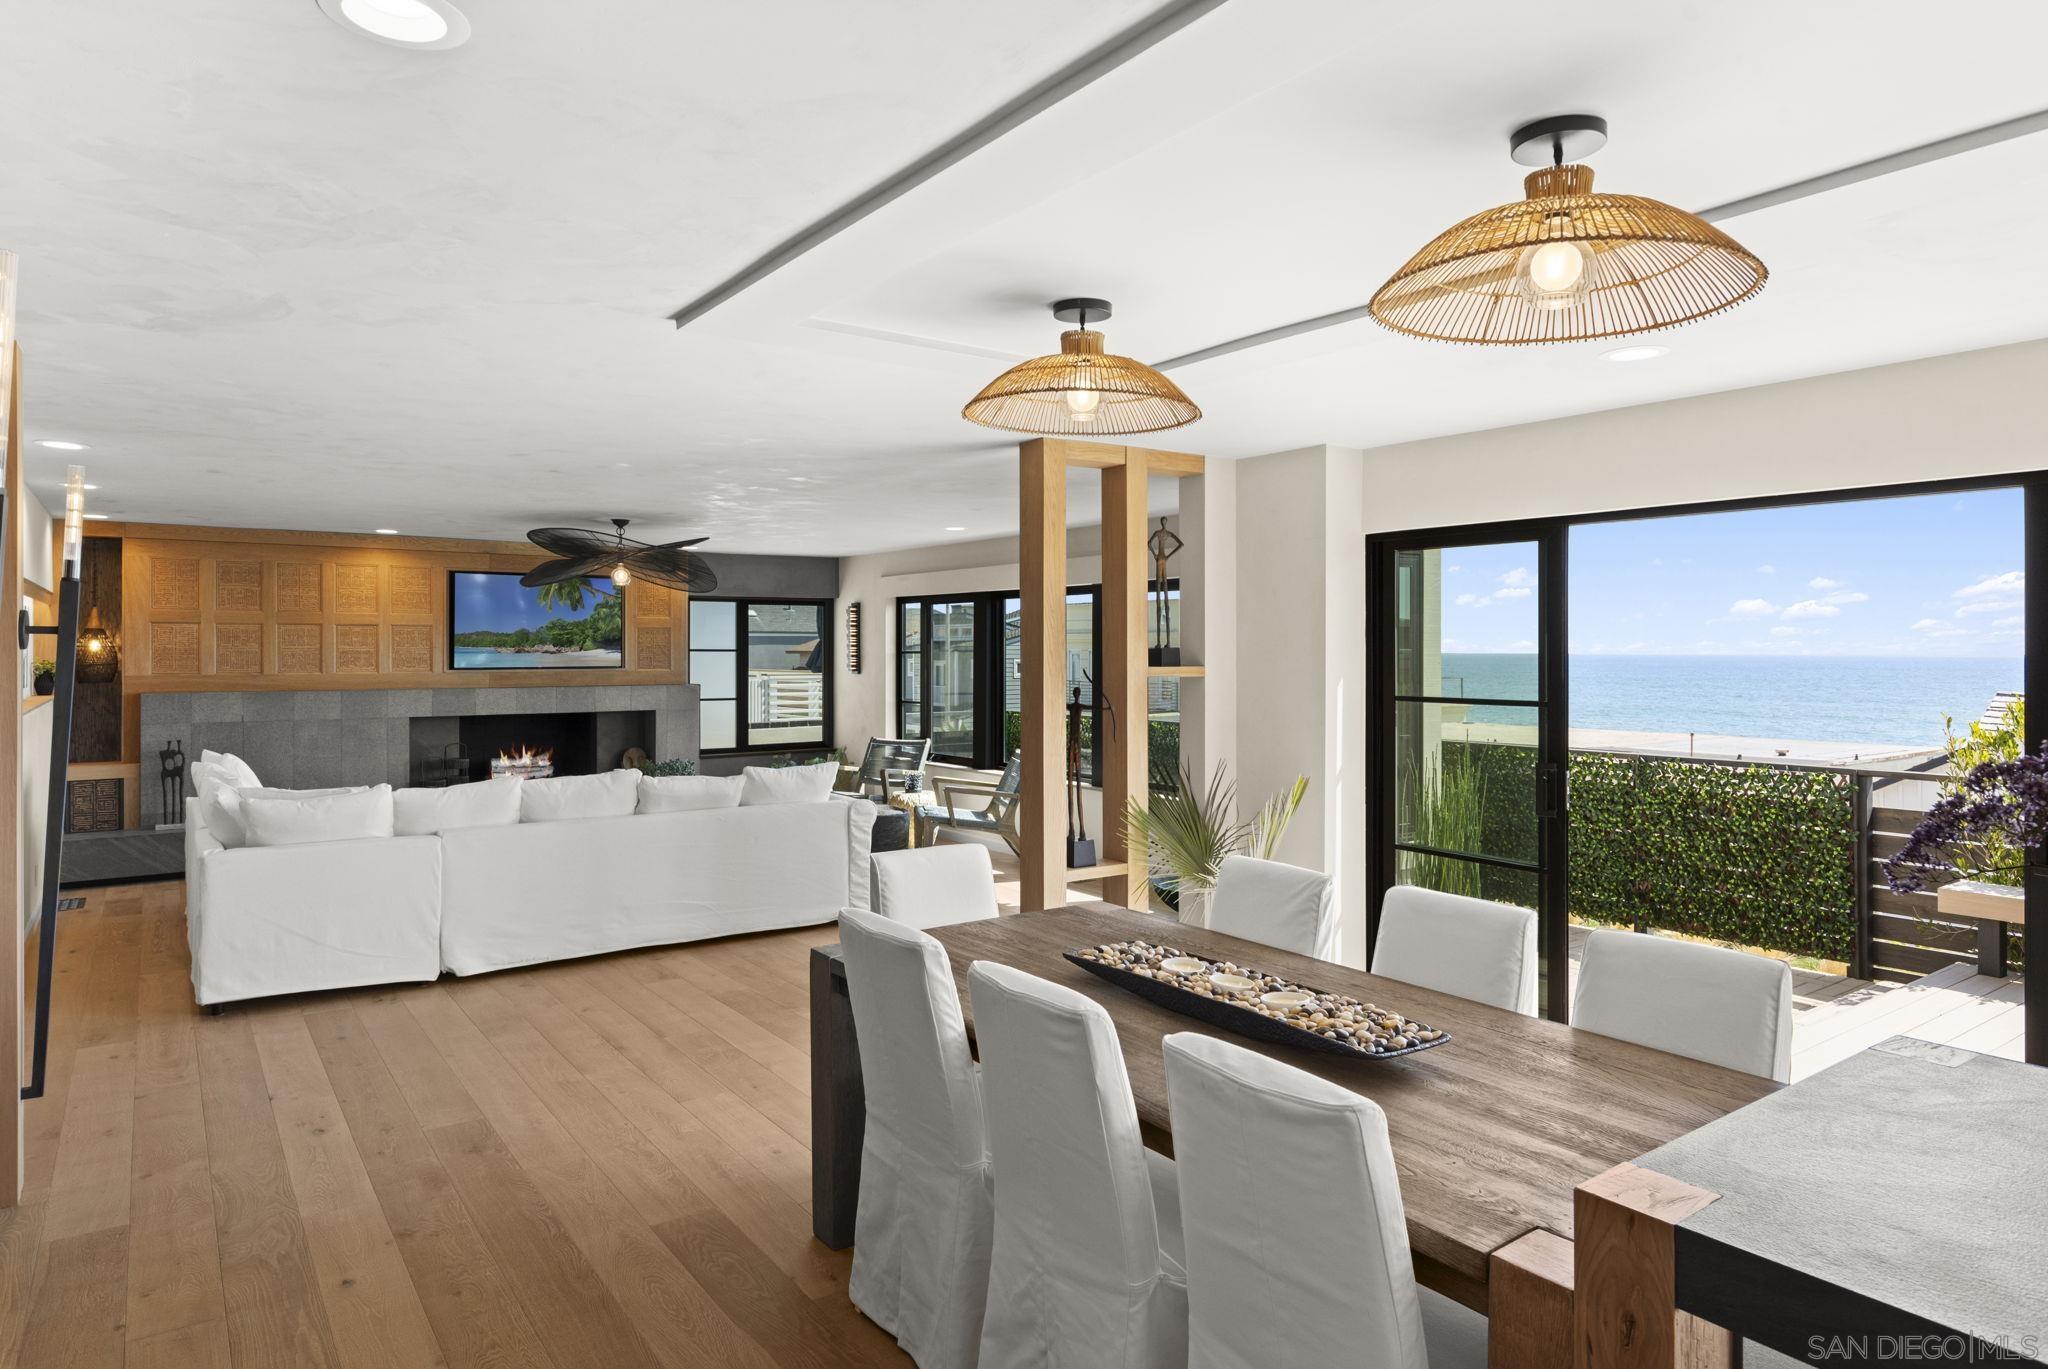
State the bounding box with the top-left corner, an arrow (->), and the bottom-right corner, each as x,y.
8,0 -> 2048,554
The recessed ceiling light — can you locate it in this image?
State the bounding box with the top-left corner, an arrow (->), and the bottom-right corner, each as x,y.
317,0 -> 471,50
1601,345 -> 1670,363
36,440 -> 87,451
374,528 -> 400,535
83,513 -> 109,521
944,526 -> 967,532
82,484 -> 98,491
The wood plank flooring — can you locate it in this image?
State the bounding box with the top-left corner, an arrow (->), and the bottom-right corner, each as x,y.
3,881 -> 912,1369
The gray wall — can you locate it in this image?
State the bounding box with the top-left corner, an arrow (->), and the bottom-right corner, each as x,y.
140,684 -> 700,826
699,553 -> 838,601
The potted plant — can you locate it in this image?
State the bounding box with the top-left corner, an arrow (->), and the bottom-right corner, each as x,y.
634,757 -> 697,776
1123,762 -> 1309,927
31,659 -> 55,696
1885,740 -> 2048,925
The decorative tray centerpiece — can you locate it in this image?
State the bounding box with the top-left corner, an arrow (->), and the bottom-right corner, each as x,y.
1066,939 -> 1450,1061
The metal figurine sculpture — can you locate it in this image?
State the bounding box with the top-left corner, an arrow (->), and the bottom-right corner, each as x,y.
159,739 -> 186,827
1066,685 -> 1096,868
1148,516 -> 1183,666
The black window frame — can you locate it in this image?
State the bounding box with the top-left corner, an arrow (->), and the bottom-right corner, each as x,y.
692,595 -> 835,756
895,586 -> 1106,776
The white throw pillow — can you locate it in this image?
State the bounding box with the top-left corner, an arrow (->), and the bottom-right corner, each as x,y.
393,776 -> 523,836
198,782 -> 363,849
200,749 -> 262,789
636,773 -> 744,814
739,761 -> 838,806
518,768 -> 641,823
240,785 -> 395,849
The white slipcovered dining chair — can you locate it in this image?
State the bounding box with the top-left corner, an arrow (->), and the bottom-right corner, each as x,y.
838,910 -> 993,1366
1573,927 -> 1794,1082
1372,885 -> 1541,1015
869,844 -> 1000,930
1162,1032 -> 1487,1369
1207,854 -> 1338,959
967,961 -> 1187,1369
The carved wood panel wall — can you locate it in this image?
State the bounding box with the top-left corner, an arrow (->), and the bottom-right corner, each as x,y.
116,531 -> 688,692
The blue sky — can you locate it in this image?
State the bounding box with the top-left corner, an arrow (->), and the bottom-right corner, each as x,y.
454,572 -> 616,633
1440,487 -> 2023,657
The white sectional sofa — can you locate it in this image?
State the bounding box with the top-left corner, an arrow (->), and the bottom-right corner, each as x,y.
183,766 -> 876,1007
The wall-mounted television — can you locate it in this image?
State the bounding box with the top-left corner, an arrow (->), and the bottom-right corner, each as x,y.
449,570 -> 625,670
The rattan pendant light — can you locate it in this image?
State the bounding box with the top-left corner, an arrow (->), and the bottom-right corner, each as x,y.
963,298 -> 1200,435
1370,116 -> 1767,345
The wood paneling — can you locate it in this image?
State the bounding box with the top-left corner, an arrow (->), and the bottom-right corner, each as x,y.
112,527 -> 687,700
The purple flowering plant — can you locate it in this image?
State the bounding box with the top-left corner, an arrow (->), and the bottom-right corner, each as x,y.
1885,743 -> 2048,894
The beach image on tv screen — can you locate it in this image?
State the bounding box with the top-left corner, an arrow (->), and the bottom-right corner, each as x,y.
451,571 -> 624,669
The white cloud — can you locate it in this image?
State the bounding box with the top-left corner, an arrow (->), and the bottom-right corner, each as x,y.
1782,600 -> 1841,620
1994,615 -> 2024,628
1757,564 -> 1776,575
1807,576 -> 1840,590
1499,567 -> 1535,588
1957,598 -> 2021,617
1728,598 -> 1779,617
1445,564 -> 1462,574
1770,626 -> 1797,637
1912,618 -> 1972,638
1454,593 -> 1480,606
1822,590 -> 1869,605
1492,585 -> 1532,600
1956,571 -> 2024,599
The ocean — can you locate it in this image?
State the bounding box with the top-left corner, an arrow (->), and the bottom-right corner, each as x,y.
1441,653 -> 2021,746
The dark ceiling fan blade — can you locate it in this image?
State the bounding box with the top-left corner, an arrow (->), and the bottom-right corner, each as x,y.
527,526 -> 625,559
621,550 -> 718,595
652,536 -> 709,549
519,553 -> 618,587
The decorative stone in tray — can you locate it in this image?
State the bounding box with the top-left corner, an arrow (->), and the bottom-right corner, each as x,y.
1065,939 -> 1451,1060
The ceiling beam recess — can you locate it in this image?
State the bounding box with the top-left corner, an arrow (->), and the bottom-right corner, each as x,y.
665,0 -> 1233,330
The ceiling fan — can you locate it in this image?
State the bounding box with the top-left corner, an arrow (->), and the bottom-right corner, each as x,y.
521,518 -> 718,594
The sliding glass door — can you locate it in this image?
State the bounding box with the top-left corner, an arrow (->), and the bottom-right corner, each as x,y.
1370,527 -> 1570,1019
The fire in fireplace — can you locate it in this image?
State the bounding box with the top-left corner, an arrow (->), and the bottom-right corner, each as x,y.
491,745 -> 555,781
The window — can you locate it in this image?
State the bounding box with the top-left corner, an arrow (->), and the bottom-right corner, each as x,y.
898,587 -> 1101,775
693,597 -> 832,753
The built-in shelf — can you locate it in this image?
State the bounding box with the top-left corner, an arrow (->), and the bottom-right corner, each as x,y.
1147,664 -> 1205,678
21,695 -> 51,715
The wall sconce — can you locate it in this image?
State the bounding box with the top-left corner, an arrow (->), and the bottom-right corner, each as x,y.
77,606 -> 118,683
846,601 -> 862,674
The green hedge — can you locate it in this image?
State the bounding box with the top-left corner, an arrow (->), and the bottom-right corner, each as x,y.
1445,742 -> 1857,961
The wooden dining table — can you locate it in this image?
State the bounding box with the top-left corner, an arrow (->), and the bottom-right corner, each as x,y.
810,904 -> 1779,1367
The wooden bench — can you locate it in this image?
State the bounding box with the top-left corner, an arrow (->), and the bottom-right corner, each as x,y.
1934,879 -> 2025,976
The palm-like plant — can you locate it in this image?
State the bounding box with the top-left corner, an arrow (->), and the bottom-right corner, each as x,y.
534,578 -> 596,613
1123,762 -> 1309,912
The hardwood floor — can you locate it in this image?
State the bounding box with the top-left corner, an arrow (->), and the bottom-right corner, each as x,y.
3,880 -> 912,1369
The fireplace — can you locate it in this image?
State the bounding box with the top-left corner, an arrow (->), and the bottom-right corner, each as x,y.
412,709 -> 657,785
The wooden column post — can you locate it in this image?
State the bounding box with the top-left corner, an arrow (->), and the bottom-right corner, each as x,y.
1102,448 -> 1150,910
1019,439 -> 1069,912
2,345 -> 23,1207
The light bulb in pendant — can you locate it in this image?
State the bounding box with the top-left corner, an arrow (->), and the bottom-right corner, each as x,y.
612,562 -> 631,587
1064,387 -> 1101,421
1516,238 -> 1592,311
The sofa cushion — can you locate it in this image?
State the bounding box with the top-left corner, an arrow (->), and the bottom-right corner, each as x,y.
519,769 -> 640,823
198,781 -> 364,849
637,773 -> 744,814
201,749 -> 262,789
394,776 -> 523,836
240,784 -> 395,849
740,762 -> 838,807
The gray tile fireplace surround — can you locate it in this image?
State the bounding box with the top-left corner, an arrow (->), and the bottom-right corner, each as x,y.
139,685 -> 702,828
